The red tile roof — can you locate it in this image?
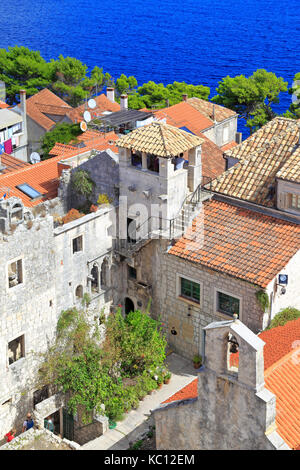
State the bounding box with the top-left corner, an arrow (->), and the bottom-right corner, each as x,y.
0,155 -> 66,207
49,130 -> 119,157
168,199 -> 300,288
164,319 -> 300,449
68,94 -> 120,123
0,100 -> 9,109
155,101 -> 213,135
0,153 -> 30,174
0,131 -> 118,207
221,141 -> 238,152
162,378 -> 198,404
25,89 -> 72,131
201,134 -> 225,180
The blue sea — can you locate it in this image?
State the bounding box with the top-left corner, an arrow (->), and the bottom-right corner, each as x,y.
0,0 -> 299,134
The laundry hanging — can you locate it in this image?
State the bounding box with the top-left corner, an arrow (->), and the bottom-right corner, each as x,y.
4,138 -> 12,154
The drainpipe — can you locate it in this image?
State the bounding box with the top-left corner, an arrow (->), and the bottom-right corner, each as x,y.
19,90 -> 28,160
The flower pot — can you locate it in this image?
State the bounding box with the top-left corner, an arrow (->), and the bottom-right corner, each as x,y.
164,378 -> 170,385
193,362 -> 201,369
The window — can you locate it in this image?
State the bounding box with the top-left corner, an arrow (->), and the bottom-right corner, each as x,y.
75,285 -> 83,298
217,291 -> 240,317
8,335 -> 25,365
16,184 -> 42,200
8,259 -> 23,288
128,266 -> 137,279
147,154 -> 159,173
289,194 -> 300,211
180,277 -> 200,304
33,386 -> 49,407
72,235 -> 83,253
223,125 -> 229,144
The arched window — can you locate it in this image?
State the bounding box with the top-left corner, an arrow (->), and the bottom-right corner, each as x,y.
91,264 -> 99,293
100,258 -> 109,290
75,285 -> 83,298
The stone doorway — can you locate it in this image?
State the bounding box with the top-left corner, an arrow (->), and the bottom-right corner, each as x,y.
125,297 -> 135,315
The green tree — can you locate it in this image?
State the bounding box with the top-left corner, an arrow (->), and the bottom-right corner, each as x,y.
213,69 -> 288,133
71,169 -> 95,199
283,72 -> 300,119
40,122 -> 81,159
267,307 -> 300,330
39,306 -> 167,422
115,74 -> 138,96
0,46 -> 52,105
127,80 -> 210,109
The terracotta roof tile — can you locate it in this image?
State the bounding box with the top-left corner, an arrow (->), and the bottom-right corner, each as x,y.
68,94 -> 120,123
154,101 -> 213,134
49,131 -> 119,157
162,378 -> 198,404
0,100 -> 9,109
168,198 -> 300,288
187,97 -> 237,122
0,153 -> 30,174
209,117 -> 300,207
25,89 -> 72,131
164,319 -> 300,449
116,122 -> 203,157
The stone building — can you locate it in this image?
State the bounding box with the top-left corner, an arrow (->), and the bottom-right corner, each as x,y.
1,113 -> 300,446
153,317 -> 300,450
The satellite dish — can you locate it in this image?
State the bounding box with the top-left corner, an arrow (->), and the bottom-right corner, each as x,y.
83,111 -> 91,123
30,152 -> 41,164
88,98 -> 96,109
80,121 -> 87,132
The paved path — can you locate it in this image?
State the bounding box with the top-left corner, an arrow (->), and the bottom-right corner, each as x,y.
81,353 -> 197,450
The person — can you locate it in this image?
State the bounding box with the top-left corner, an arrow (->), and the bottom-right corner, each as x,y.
4,428 -> 16,442
44,415 -> 54,433
22,413 -> 34,432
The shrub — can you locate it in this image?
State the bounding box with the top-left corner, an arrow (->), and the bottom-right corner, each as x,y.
267,307 -> 300,329
256,290 -> 270,311
97,193 -> 112,205
71,170 -> 95,198
193,355 -> 202,364
62,208 -> 84,224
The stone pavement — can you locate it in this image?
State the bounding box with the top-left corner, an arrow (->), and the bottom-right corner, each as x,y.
81,353 -> 197,450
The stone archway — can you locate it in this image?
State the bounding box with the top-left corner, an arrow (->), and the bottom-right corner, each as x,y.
124,297 -> 135,315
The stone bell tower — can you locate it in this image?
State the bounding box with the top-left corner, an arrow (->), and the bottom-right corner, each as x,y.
116,122 -> 204,247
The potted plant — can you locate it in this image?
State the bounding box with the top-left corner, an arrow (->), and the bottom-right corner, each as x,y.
164,372 -> 172,384
193,354 -> 202,369
157,375 -> 163,388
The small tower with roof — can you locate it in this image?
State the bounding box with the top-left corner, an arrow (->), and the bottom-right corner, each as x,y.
116,122 -> 204,248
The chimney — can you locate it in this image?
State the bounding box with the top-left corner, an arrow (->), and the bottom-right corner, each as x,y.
106,87 -> 115,103
120,94 -> 128,110
235,132 -> 242,144
19,90 -> 28,160
182,94 -> 188,102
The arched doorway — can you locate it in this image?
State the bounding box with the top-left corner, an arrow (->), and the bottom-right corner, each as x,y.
125,297 -> 135,315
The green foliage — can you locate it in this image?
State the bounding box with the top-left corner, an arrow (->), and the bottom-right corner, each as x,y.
255,290 -> 270,312
105,309 -> 167,376
97,193 -> 112,205
127,80 -> 210,109
283,72 -> 300,119
40,122 -> 81,158
267,307 -> 300,330
0,46 -> 53,105
193,355 -> 202,364
71,169 -> 95,199
115,74 -> 138,96
39,305 -> 167,423
213,69 -> 288,133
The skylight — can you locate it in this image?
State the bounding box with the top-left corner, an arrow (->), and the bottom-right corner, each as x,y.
16,183 -> 42,199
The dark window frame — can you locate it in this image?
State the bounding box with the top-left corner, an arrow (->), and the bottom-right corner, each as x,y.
180,277 -> 200,304
217,291 -> 240,317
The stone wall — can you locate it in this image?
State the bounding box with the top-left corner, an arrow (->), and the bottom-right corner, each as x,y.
154,320 -> 289,450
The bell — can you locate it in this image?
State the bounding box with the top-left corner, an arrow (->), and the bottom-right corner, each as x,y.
230,342 -> 238,354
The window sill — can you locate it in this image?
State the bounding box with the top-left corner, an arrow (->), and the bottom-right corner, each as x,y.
178,296 -> 201,308
8,357 -> 26,369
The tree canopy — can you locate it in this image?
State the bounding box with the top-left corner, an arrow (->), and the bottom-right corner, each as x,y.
283,72 -> 300,119
127,80 -> 210,109
212,69 -> 288,133
40,122 -> 81,159
0,46 -> 53,105
38,306 -> 167,422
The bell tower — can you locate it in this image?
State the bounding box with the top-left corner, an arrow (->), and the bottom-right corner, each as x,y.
116,122 -> 204,248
